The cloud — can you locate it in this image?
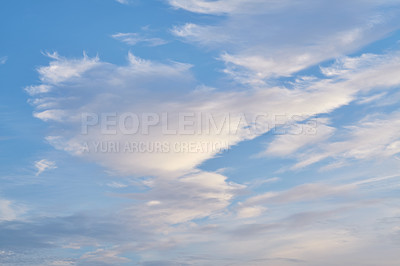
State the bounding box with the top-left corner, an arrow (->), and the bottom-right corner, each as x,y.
171,24 -> 230,46
26,49 -> 400,178
24,84 -> 52,96
1,172 -> 399,265
244,183 -> 354,207
0,199 -> 25,222
114,0 -> 129,4
79,247 -> 130,265
171,0 -> 400,82
291,112 -> 400,169
262,118 -> 335,157
106,181 -> 128,188
36,52 -> 100,85
236,205 -> 266,219
49,260 -> 76,266
0,56 -> 7,64
33,109 -> 67,122
123,171 -> 244,225
168,0 -> 291,15
254,50 -> 400,169
34,159 -> 57,176
22,40 -> 400,263
112,32 -> 167,46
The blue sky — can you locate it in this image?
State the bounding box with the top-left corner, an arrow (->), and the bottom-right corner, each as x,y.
1,0 -> 400,265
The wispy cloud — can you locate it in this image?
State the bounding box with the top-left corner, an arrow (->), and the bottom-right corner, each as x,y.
35,159 -> 57,176
171,1 -> 400,82
114,0 -> 129,4
112,32 -> 167,46
290,112 -> 400,170
106,182 -> 128,188
0,198 -> 26,222
37,52 -> 100,84
168,0 -> 290,15
262,119 -> 335,157
0,56 -> 7,64
80,247 -> 130,265
24,84 -> 52,96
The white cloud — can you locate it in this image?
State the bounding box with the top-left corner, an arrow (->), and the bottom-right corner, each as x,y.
244,183 -> 353,206
35,159 -> 57,176
168,0 -> 291,15
246,177 -> 280,189
37,52 -> 100,84
320,54 -> 382,77
33,109 -> 67,122
263,119 -> 335,157
0,56 -> 7,64
0,250 -> 15,257
356,92 -> 387,105
106,181 -> 128,188
25,49 -> 400,179
80,247 -> 130,265
292,112 -> 400,169
171,1 -> 400,82
256,50 -> 400,169
112,32 -> 167,46
0,198 -> 25,222
115,0 -> 129,4
49,260 -> 75,266
125,171 -> 244,225
171,24 -> 230,46
237,205 -> 266,219
21,47 -> 400,265
235,174 -> 399,224
146,200 -> 161,206
25,84 -> 52,96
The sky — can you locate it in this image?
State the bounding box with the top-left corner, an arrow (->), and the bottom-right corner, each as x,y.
1,0 -> 400,265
